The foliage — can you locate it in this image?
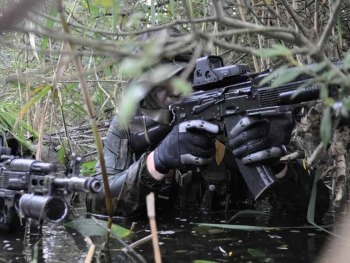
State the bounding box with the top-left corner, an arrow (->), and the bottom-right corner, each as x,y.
1,0 -> 350,260
0,0 -> 348,157
65,216 -> 130,239
81,159 -> 97,176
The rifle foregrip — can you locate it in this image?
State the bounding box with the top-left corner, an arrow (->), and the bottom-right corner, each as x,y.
235,158 -> 276,200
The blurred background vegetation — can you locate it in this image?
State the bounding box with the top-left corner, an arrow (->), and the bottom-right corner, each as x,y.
0,0 -> 349,173
2,1 -> 350,260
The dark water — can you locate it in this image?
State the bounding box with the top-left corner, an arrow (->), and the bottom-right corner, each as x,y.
98,207 -> 331,263
0,203 -> 334,263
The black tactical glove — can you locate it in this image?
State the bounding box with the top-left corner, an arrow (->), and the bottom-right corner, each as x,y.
154,120 -> 219,174
229,117 -> 286,165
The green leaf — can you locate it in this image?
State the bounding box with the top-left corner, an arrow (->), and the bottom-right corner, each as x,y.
342,96 -> 350,109
193,260 -> 217,263
341,96 -> 350,118
65,217 -> 130,238
323,68 -> 339,82
81,160 -> 97,176
185,0 -> 194,19
259,65 -> 305,88
41,7 -> 57,50
309,61 -> 327,73
198,223 -> 274,231
197,223 -> 330,231
254,44 -> 292,58
306,169 -> 337,239
169,0 -> 176,18
307,169 -> 321,226
125,11 -> 145,28
112,0 -> 120,31
119,58 -> 145,79
337,16 -> 343,50
150,0 -> 156,26
170,77 -> 192,96
320,106 -> 331,146
118,82 -> 150,123
227,210 -> 267,222
18,85 -> 52,119
269,67 -> 305,89
56,145 -> 66,164
258,66 -> 286,87
344,52 -> 350,71
247,248 -> 265,259
94,0 -> 113,8
307,169 -> 350,241
318,82 -> 328,99
56,138 -> 70,164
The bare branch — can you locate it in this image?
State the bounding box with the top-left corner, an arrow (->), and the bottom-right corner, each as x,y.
280,0 -> 309,37
317,0 -> 344,51
212,0 -> 299,44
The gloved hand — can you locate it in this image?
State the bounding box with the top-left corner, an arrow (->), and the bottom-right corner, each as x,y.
229,117 -> 285,165
153,120 -> 219,174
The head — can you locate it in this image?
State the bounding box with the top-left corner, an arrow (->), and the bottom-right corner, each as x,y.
139,62 -> 189,110
133,27 -> 193,110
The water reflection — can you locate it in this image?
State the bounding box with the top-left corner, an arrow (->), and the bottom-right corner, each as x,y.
0,205 -> 335,263
97,206 -> 331,263
0,223 -> 88,263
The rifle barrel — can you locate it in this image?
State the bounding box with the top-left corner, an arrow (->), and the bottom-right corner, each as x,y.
53,177 -> 102,193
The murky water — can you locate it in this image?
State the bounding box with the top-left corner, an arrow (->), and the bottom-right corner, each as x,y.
0,157 -> 343,263
0,201 -> 338,263
97,207 -> 331,263
0,223 -> 89,263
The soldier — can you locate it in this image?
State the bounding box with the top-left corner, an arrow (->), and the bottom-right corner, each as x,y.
86,27 -> 330,221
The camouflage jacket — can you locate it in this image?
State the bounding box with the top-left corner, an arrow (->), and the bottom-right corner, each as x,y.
87,115 -> 166,217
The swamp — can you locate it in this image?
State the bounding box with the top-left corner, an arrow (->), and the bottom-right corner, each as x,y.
1,0 -> 350,262
0,194 -> 346,262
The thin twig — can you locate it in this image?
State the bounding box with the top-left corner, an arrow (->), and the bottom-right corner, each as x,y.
146,192 -> 162,263
90,216 -> 147,263
317,0 -> 343,52
84,236 -> 96,263
212,0 -> 298,44
237,0 -> 259,71
280,0 -> 309,37
56,0 -> 114,230
122,235 -> 153,252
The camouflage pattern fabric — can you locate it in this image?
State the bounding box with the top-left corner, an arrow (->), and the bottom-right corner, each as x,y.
86,152 -> 162,216
86,115 -> 164,217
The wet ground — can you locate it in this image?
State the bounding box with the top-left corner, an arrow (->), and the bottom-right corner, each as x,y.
0,201 -> 337,263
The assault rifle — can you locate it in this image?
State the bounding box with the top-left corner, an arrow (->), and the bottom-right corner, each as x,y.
170,55 -> 339,200
0,152 -> 102,230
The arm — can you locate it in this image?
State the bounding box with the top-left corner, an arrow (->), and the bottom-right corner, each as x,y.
146,151 -> 167,181
98,116 -> 134,175
87,120 -> 218,217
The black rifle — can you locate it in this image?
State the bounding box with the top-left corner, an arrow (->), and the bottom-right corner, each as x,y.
0,153 -> 102,230
170,55 -> 339,200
